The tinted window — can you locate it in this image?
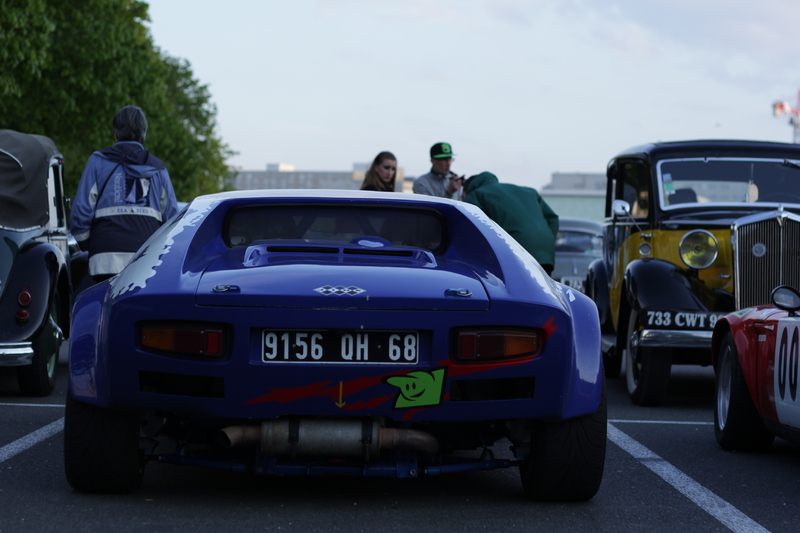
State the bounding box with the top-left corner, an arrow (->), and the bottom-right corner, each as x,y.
226,206 -> 445,252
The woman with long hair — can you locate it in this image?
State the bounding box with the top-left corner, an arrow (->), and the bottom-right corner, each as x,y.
361,151 -> 398,191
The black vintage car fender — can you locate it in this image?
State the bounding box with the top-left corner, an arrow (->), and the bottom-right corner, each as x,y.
625,258 -> 704,312
0,240 -> 67,342
623,258 -> 731,315
586,258 -> 612,331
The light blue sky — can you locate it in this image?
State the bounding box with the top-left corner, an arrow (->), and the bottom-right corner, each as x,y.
147,0 -> 800,188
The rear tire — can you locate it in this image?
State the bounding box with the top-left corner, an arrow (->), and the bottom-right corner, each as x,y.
625,310 -> 671,406
64,395 -> 144,493
17,292 -> 61,396
714,331 -> 774,451
520,380 -> 607,502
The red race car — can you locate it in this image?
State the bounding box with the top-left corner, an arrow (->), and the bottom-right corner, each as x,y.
712,285 -> 800,451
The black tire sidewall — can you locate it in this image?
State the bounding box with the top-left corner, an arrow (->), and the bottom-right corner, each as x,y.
64,395 -> 144,493
713,331 -> 774,451
17,291 -> 60,396
520,379 -> 607,502
626,309 -> 671,406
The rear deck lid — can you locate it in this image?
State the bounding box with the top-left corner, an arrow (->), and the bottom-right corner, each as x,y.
196,241 -> 489,311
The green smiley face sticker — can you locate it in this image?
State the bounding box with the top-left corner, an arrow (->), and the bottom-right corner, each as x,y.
385,368 -> 446,409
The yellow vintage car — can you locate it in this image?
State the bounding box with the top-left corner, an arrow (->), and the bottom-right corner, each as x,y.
587,140 -> 800,406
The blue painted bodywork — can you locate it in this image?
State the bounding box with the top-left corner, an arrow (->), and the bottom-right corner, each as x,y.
68,191 -> 602,474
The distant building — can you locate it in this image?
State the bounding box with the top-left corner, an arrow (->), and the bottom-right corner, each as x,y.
232,166 -> 604,220
402,175 -> 414,193
540,172 -> 606,223
234,163 -> 405,192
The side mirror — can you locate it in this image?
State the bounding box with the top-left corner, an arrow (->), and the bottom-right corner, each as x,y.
772,285 -> 800,316
612,199 -> 631,217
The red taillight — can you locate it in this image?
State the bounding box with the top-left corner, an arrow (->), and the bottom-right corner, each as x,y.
206,330 -> 221,354
140,323 -> 225,357
15,286 -> 33,323
456,329 -> 540,362
18,286 -> 32,307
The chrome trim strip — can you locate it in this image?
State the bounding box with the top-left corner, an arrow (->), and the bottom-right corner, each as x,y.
639,329 -> 712,348
0,342 -> 34,366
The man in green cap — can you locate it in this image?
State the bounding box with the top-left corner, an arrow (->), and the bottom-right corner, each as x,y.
463,172 -> 559,275
412,142 -> 463,199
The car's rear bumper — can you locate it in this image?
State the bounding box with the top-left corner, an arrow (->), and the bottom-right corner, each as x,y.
86,354 -> 569,423
0,342 -> 33,366
69,295 -> 604,424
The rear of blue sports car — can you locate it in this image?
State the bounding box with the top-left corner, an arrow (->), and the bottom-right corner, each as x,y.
64,191 -> 605,500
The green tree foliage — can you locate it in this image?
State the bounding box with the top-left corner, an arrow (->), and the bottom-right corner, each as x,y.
146,56 -> 236,199
0,0 -> 234,200
0,0 -> 53,98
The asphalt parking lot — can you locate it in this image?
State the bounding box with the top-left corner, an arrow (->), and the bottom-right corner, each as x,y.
1,350 -> 799,533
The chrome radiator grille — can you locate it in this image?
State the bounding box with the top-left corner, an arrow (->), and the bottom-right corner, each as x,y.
734,210 -> 800,309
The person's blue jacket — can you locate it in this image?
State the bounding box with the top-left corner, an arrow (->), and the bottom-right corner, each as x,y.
71,141 -> 178,277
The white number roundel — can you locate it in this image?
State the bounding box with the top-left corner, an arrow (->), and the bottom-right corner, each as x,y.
774,318 -> 800,428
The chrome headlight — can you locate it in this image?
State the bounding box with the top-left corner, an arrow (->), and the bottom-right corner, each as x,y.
679,230 -> 718,269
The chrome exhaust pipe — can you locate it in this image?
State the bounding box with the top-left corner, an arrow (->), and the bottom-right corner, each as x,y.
261,418 -> 381,457
219,424 -> 261,448
380,427 -> 439,455
220,418 -> 439,456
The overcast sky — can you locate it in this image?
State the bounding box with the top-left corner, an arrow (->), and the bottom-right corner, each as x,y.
146,0 -> 800,188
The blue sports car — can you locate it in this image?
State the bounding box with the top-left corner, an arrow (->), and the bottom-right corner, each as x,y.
64,190 -> 606,500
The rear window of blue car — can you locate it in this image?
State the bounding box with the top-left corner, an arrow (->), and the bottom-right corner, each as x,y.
225,205 -> 446,252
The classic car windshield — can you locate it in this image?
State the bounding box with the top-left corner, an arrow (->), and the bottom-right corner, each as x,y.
657,158 -> 800,209
226,205 -> 445,252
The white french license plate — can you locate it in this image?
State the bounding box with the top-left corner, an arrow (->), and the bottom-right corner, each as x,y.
261,330 -> 419,364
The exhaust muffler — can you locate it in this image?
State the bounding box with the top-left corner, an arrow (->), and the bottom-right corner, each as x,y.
220,418 -> 438,457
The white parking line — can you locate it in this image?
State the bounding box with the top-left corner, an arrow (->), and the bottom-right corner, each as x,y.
0,403 -> 64,408
610,419 -> 713,425
0,418 -> 64,464
608,423 -> 770,533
